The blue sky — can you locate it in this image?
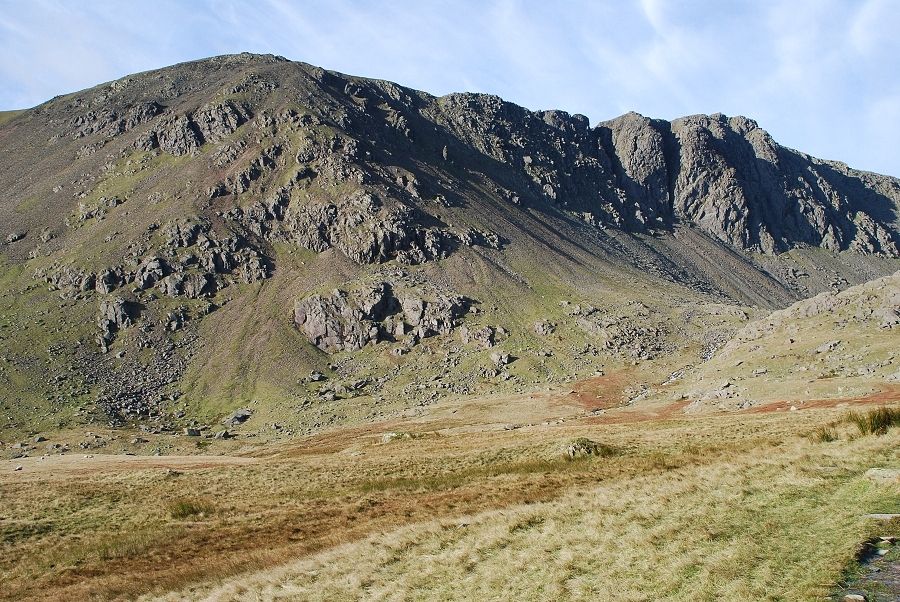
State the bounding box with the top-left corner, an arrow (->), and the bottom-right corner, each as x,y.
1,0 -> 899,176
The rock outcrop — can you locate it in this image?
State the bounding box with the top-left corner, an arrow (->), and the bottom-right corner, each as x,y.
596,112 -> 900,255
96,297 -> 134,351
294,282 -> 469,353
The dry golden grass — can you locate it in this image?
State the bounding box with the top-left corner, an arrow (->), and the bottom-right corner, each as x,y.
2,389 -> 898,601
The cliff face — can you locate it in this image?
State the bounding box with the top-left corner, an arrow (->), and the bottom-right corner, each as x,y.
597,111 -> 900,255
0,52 -> 898,431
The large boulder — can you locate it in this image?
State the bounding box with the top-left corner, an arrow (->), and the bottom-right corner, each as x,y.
96,297 -> 134,350
294,282 -> 468,353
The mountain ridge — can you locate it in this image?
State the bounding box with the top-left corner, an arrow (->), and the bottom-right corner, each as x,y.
0,51 -> 898,435
3,52 -> 898,259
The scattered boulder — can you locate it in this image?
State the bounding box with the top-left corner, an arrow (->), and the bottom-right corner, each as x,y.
816,340 -> 841,354
533,320 -> 555,336
563,438 -> 617,460
459,324 -> 495,349
490,351 -> 511,366
224,408 -> 253,426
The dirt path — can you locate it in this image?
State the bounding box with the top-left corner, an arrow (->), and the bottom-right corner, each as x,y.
747,384 -> 900,414
2,453 -> 257,481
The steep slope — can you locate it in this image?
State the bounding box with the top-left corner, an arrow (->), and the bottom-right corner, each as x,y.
0,53 -> 898,437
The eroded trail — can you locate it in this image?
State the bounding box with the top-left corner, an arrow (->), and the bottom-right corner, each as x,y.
3,454 -> 257,481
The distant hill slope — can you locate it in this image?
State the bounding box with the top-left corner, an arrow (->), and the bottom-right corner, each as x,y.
0,53 -> 898,436
666,271 -> 900,411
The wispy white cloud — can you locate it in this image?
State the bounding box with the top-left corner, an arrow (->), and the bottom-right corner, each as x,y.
0,0 -> 898,175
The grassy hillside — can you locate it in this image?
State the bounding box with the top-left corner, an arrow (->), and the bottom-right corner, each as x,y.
0,110 -> 24,126
2,387 -> 897,601
657,271 -> 900,412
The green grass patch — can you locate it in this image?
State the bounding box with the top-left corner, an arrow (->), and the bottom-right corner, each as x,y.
0,109 -> 24,126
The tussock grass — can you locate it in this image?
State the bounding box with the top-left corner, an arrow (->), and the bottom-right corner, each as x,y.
92,531 -> 162,562
809,424 -> 839,443
848,406 -> 900,436
167,498 -> 216,520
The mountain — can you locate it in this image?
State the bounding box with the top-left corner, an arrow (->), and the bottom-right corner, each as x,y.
0,52 -> 898,437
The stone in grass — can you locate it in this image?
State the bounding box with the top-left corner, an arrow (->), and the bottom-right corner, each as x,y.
223,408 -> 253,426
843,594 -> 867,601
380,431 -> 419,444
864,468 -> 900,485
563,437 -> 618,460
183,427 -> 201,437
490,351 -> 511,366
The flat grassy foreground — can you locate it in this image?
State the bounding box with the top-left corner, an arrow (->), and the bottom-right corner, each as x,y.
1,400 -> 898,601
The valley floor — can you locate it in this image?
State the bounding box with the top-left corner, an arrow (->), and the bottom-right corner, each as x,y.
1,378 -> 898,601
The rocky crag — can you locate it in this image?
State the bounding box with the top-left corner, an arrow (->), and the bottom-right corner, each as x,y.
0,53 -> 898,435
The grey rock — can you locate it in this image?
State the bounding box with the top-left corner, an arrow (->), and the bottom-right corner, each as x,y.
533,320 -> 555,336
865,468 -> 900,484
294,289 -> 380,353
283,191 -> 451,265
294,283 -> 468,353
460,325 -> 495,349
490,351 -> 511,366
159,272 -> 212,298
96,268 -> 122,293
563,438 -> 616,460
134,257 -> 167,290
224,408 -> 253,426
96,297 -> 134,349
816,340 -> 842,354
